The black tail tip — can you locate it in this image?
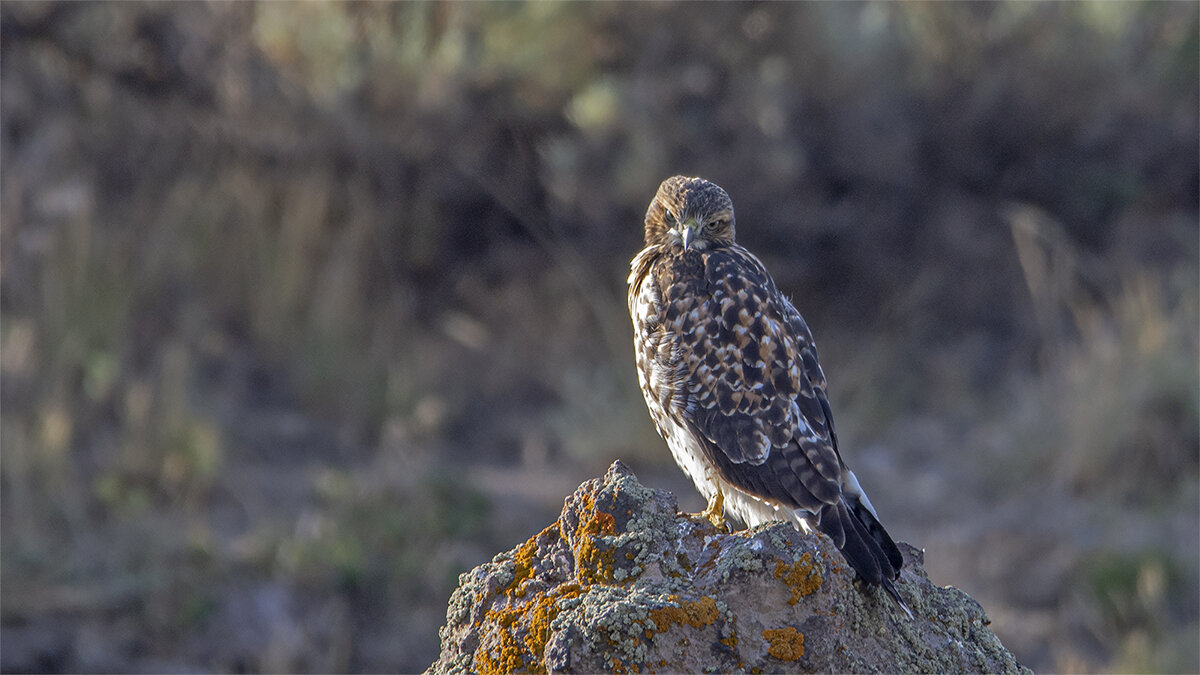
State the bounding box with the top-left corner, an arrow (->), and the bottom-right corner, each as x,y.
881,577 -> 914,620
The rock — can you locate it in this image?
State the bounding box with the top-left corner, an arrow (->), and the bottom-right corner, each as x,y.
429,461 -> 1029,674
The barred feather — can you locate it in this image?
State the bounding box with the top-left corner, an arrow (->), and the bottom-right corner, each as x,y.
629,176 -> 910,616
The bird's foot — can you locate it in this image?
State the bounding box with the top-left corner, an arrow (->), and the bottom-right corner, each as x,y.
691,490 -> 728,532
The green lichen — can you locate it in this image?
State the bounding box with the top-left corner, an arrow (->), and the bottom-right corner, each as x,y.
714,541 -> 764,581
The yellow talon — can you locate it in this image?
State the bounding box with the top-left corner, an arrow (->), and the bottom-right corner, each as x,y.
700,489 -> 728,531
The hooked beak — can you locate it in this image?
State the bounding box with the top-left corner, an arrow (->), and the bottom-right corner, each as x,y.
679,224 -> 697,250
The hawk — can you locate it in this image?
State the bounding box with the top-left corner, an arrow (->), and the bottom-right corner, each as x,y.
628,175 -> 909,613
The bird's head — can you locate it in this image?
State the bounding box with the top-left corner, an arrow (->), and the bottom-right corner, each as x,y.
643,176 -> 736,251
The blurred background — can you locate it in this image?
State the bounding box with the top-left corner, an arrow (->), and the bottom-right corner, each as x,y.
1,2 -> 1197,673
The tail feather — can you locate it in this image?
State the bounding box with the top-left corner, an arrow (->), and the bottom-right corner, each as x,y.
842,468 -> 904,573
846,493 -> 904,578
818,502 -> 882,583
818,498 -> 911,618
881,577 -> 914,620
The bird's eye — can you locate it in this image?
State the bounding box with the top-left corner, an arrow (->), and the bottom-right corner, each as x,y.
705,219 -> 722,231
663,209 -> 674,222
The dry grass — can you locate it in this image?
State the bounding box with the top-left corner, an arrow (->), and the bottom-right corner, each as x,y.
1,2 -> 1196,672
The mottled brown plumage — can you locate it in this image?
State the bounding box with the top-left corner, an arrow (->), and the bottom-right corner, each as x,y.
629,176 -> 908,613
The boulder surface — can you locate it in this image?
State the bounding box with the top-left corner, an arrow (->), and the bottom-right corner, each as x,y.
430,461 -> 1028,674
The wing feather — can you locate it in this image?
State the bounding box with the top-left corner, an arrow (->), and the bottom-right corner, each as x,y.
653,246 -> 844,511
629,177 -> 908,614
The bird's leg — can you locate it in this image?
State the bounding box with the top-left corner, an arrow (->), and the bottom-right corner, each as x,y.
700,487 -> 727,531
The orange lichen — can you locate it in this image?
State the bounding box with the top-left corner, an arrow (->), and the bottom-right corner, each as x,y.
720,634 -> 739,649
574,518 -> 616,583
611,661 -> 640,675
477,605 -> 528,674
773,552 -> 822,604
762,626 -> 805,661
646,595 -> 719,633
474,527 -> 553,620
525,585 -> 573,656
507,535 -> 540,597
476,582 -> 583,675
567,493 -> 619,585
476,491 -> 631,674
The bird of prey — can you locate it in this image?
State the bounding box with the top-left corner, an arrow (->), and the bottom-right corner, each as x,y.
628,175 -> 909,613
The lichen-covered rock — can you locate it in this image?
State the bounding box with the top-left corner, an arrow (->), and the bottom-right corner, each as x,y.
429,461 -> 1029,674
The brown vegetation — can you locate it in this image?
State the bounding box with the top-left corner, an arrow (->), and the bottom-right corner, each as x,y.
1,2 -> 1196,672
